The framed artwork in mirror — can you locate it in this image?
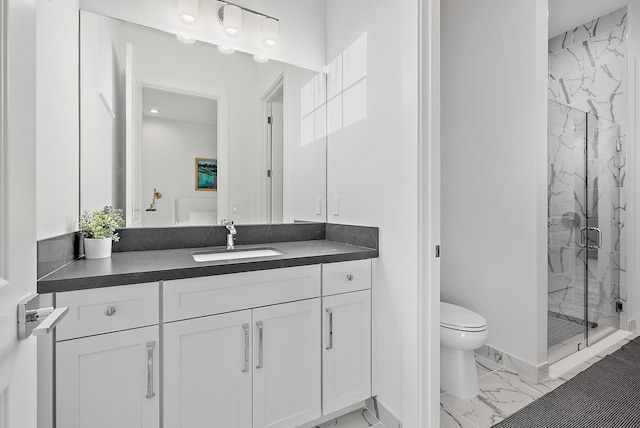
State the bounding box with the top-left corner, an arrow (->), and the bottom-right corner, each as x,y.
195,158 -> 217,191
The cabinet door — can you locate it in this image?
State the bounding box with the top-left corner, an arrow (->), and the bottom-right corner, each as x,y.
56,326 -> 159,428
253,299 -> 321,428
322,290 -> 371,414
164,310 -> 252,428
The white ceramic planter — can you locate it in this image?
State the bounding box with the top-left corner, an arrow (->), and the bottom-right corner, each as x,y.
84,237 -> 112,259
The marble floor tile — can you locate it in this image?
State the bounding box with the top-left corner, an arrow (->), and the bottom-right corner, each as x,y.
496,368 -> 566,395
440,371 -> 542,428
440,403 -> 478,427
315,408 -> 381,428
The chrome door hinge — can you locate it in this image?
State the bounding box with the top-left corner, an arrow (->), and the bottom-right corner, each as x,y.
267,169 -> 272,178
267,116 -> 273,125
435,245 -> 440,258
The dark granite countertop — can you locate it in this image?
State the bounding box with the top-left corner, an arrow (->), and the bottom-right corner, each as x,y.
37,239 -> 378,293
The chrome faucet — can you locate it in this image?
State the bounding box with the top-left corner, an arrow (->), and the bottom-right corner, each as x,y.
223,220 -> 236,250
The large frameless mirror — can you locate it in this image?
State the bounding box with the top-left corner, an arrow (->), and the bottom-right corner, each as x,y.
80,11 -> 327,227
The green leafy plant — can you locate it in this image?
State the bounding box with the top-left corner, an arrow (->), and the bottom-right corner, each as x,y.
79,206 -> 125,241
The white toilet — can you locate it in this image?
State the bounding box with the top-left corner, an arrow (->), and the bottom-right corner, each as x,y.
440,302 -> 488,399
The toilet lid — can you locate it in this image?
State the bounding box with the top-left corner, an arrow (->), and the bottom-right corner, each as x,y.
440,302 -> 487,331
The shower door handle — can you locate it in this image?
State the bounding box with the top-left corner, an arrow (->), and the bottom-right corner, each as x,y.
580,227 -> 602,250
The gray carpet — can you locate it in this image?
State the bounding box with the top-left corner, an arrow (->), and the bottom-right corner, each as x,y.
494,337 -> 640,428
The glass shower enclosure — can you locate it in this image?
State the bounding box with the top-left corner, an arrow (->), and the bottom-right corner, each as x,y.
548,100 -> 627,364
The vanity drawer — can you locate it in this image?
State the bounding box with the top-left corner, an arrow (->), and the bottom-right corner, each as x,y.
56,283 -> 159,341
163,265 -> 321,322
322,259 -> 371,296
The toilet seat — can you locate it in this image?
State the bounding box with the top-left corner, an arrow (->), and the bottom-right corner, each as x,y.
440,302 -> 487,332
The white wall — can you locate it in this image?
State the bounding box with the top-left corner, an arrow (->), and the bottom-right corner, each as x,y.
140,117 -> 216,226
36,0 -> 80,239
80,0 -> 326,71
325,0 -> 420,420
441,0 -> 549,366
79,12 -> 126,214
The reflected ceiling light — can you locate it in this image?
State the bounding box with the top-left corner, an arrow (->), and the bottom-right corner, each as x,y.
149,109 -> 160,114
218,4 -> 243,35
178,0 -> 199,23
261,17 -> 278,47
253,54 -> 269,63
218,45 -> 235,55
177,34 -> 196,44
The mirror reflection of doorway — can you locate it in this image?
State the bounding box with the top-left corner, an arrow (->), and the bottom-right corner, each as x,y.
260,75 -> 285,224
138,86 -> 218,227
267,89 -> 284,224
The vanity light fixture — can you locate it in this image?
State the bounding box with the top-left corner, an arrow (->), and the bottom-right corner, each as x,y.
178,0 -> 199,23
149,109 -> 160,114
261,17 -> 278,47
177,34 -> 196,44
218,45 -> 235,55
253,54 -> 269,63
218,4 -> 243,35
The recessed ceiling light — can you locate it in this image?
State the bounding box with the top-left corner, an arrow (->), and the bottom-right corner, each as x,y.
177,34 -> 196,44
218,45 -> 235,55
149,109 -> 160,114
253,54 -> 269,63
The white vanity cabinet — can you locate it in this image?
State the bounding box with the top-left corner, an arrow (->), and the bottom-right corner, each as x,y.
163,300 -> 321,428
252,299 -> 321,428
49,259 -> 372,428
321,260 -> 372,415
55,283 -> 160,428
163,266 -> 322,428
163,310 -> 253,428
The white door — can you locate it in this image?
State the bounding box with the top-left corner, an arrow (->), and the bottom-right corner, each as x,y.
253,299 -> 321,428
164,310 -> 252,428
322,290 -> 372,414
56,326 -> 160,428
270,98 -> 284,223
0,0 -> 39,427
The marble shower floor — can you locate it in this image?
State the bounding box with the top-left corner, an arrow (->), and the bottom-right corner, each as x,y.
440,333 -> 640,428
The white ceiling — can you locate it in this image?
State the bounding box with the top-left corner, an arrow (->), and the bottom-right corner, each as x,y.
142,87 -> 217,125
549,0 -> 629,37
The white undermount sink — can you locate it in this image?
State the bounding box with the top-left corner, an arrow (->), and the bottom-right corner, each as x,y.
191,248 -> 284,262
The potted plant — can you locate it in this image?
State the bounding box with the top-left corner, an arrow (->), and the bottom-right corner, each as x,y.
79,206 -> 125,259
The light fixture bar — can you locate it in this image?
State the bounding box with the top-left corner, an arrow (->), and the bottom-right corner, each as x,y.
216,1 -> 279,22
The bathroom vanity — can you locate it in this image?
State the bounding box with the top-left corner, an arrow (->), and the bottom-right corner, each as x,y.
38,224 -> 378,428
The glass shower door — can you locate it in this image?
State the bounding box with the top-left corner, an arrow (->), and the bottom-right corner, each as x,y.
547,101 -> 624,363
583,112 -> 626,346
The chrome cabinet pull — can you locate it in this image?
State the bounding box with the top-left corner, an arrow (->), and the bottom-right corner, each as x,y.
346,274 -> 354,281
146,341 -> 156,399
242,323 -> 250,373
256,321 -> 264,369
104,306 -> 117,316
326,308 -> 334,350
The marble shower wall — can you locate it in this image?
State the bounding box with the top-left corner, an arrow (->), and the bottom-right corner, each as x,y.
548,7 -> 628,333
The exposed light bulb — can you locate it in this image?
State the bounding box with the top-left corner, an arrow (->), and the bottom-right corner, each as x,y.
149,109 -> 160,114
218,45 -> 235,55
253,54 -> 269,63
177,34 -> 196,44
